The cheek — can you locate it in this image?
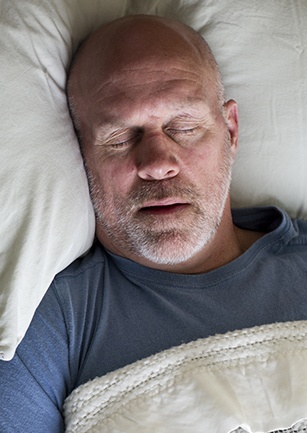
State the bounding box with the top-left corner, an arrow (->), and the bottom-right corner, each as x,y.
94,158 -> 135,199
184,136 -> 230,182
184,138 -> 217,172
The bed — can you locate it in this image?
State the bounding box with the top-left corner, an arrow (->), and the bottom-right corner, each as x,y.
1,0 -> 307,431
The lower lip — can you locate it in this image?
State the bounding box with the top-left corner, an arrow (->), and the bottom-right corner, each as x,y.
140,204 -> 190,216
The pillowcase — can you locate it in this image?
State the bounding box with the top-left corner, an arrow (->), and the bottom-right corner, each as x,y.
0,0 -> 128,361
1,0 -> 307,360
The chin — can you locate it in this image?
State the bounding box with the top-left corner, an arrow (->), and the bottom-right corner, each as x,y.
135,230 -> 215,266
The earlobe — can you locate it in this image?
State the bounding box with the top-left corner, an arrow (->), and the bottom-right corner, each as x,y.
223,99 -> 239,156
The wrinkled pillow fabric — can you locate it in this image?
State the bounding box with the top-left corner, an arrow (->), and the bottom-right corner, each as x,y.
0,0 -> 127,360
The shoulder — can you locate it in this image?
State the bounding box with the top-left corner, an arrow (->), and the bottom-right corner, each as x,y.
232,206 -> 306,238
288,217 -> 307,246
55,240 -> 107,281
232,206 -> 307,256
24,241 -> 112,345
46,241 -> 111,318
51,241 -> 110,296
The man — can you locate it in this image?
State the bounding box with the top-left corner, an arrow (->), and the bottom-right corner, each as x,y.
67,14 -> 263,273
1,14 -> 307,433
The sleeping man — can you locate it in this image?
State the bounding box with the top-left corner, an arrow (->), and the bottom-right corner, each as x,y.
1,14 -> 307,432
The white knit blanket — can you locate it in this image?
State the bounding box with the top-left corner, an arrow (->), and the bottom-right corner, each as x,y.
64,321 -> 307,433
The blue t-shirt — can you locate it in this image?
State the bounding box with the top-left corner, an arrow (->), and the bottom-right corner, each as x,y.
1,207 -> 307,432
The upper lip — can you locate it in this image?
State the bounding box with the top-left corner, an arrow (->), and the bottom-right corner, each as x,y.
140,198 -> 189,208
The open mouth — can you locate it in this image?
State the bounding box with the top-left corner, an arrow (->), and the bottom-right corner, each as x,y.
140,203 -> 190,215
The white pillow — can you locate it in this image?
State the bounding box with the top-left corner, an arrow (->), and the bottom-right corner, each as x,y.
1,0 -> 307,360
0,0 -> 128,361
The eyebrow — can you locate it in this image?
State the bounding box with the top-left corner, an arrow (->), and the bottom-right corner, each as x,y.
94,97 -> 210,138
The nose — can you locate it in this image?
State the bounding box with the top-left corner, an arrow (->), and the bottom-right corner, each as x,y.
136,133 -> 180,181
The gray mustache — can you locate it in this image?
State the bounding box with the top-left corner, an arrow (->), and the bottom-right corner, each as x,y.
129,180 -> 198,204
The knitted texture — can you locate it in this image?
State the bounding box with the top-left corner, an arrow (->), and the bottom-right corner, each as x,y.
64,321 -> 307,433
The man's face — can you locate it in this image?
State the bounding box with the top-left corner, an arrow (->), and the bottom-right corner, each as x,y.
80,54 -> 237,269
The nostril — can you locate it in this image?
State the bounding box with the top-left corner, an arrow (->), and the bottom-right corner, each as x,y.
138,163 -> 179,180
135,134 -> 180,180
137,157 -> 179,180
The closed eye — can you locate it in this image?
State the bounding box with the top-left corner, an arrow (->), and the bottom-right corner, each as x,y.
108,131 -> 142,149
110,138 -> 135,148
177,127 -> 199,133
168,123 -> 200,130
166,126 -> 200,137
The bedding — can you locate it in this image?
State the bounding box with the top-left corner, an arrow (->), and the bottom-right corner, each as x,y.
1,0 -> 307,365
1,0 -> 125,360
64,321 -> 307,433
2,0 -> 307,430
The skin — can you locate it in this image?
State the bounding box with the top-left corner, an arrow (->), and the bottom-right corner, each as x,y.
68,15 -> 262,274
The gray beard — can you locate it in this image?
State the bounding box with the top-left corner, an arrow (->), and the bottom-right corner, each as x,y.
87,136 -> 232,265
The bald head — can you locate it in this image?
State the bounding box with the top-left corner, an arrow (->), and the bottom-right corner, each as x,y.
65,15 -> 240,271
67,15 -> 224,142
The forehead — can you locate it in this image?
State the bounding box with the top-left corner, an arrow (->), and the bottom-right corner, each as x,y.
72,21 -> 222,134
71,18 -> 220,130
82,59 -> 218,128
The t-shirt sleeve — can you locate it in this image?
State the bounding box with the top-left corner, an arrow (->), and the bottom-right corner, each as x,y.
0,283 -> 71,433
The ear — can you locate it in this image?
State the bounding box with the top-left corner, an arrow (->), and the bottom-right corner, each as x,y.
223,99 -> 239,160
